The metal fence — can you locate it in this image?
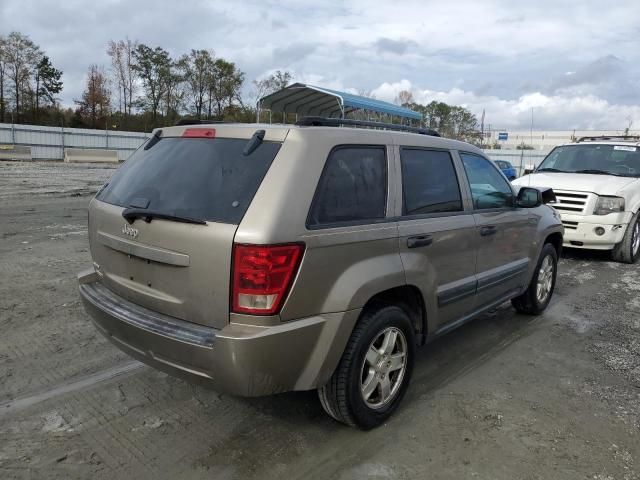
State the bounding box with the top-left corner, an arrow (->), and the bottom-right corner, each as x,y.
0,123 -> 151,161
483,149 -> 551,176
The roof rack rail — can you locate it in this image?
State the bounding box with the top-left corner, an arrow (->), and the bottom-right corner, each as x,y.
295,116 -> 440,137
174,119 -> 231,126
577,135 -> 640,143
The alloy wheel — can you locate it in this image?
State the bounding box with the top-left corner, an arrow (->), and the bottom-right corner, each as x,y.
536,255 -> 555,303
360,327 -> 408,409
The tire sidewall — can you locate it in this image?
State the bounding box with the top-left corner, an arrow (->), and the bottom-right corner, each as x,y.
347,307 -> 415,429
530,244 -> 558,311
629,214 -> 639,263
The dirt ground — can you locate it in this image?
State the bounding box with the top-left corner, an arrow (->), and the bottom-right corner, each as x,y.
0,161 -> 639,480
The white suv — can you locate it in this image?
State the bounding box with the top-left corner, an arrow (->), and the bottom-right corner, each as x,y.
513,136 -> 640,263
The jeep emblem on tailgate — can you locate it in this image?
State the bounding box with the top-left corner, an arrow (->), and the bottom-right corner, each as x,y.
122,223 -> 139,238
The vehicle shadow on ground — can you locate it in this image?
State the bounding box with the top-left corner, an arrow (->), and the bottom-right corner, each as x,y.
234,304 -> 540,427
561,247 -> 613,262
193,305 -> 548,476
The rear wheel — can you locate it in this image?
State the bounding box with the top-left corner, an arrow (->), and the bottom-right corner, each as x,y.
512,243 -> 558,315
318,304 -> 415,429
612,212 -> 640,264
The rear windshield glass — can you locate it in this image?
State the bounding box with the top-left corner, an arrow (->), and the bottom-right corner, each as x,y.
96,137 -> 281,224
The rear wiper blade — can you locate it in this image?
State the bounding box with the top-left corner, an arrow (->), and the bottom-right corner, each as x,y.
122,208 -> 207,225
574,169 -> 623,176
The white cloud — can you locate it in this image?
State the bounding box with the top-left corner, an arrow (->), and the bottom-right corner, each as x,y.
2,0 -> 639,129
371,80 -> 640,130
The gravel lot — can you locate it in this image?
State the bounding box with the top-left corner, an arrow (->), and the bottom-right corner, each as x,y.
1,161 -> 639,480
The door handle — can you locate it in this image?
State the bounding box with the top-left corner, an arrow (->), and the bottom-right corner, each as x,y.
480,226 -> 497,236
407,235 -> 433,249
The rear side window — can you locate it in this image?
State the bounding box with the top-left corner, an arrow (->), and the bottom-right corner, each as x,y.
96,137 -> 281,224
400,148 -> 463,215
308,146 -> 387,227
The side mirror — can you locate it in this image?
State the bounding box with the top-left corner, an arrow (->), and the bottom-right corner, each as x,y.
516,187 -> 543,208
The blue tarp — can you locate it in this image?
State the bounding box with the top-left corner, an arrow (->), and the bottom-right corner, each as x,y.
258,83 -> 422,121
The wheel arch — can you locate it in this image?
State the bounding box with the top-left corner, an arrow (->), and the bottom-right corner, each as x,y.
544,231 -> 563,256
361,285 -> 428,345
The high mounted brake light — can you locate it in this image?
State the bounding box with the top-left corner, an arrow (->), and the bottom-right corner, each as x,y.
231,243 -> 304,315
182,128 -> 216,138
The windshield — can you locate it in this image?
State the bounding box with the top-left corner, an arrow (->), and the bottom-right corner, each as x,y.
536,144 -> 640,177
96,136 -> 281,224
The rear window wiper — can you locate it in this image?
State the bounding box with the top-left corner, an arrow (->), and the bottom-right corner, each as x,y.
574,169 -> 623,176
122,208 -> 207,225
243,129 -> 266,156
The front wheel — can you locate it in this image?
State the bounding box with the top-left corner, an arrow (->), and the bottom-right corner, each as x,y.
512,243 -> 558,315
318,304 -> 415,429
612,212 -> 640,264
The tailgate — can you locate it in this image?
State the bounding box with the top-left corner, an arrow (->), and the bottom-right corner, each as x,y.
88,131 -> 283,329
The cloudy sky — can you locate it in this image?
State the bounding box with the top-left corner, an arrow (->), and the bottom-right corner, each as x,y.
3,0 -> 640,130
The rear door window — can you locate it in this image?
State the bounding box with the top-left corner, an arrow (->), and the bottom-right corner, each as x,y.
307,146 -> 387,227
400,148 -> 463,215
96,136 -> 281,224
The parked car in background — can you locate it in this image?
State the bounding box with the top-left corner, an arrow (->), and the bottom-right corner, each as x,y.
513,136 -> 640,263
78,118 -> 563,429
495,160 -> 518,180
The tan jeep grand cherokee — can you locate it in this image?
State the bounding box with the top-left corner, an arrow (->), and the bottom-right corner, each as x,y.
78,117 -> 563,429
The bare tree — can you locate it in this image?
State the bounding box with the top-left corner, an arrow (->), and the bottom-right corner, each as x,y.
357,89 -> 376,99
0,35 -> 7,122
74,64 -> 110,128
4,31 -> 41,122
107,38 -> 138,124
252,70 -> 293,103
394,90 -> 414,107
623,117 -> 633,136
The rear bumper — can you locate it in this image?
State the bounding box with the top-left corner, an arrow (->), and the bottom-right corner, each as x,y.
78,270 -> 359,396
560,212 -> 631,250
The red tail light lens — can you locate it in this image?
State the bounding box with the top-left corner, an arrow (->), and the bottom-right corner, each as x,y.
231,243 -> 304,315
182,128 -> 216,138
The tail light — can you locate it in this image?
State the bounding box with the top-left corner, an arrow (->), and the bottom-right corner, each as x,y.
231,243 -> 305,315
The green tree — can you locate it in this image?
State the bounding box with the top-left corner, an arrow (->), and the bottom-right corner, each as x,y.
133,44 -> 172,125
33,55 -> 63,121
407,100 -> 479,141
208,58 -> 244,118
161,63 -> 184,125
179,49 -> 214,119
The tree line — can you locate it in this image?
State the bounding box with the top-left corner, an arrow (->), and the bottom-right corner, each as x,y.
0,31 -> 481,141
394,90 -> 481,142
0,32 -> 63,125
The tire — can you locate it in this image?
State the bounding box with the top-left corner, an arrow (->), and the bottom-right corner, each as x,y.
318,304 -> 415,429
511,243 -> 558,315
612,211 -> 640,264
